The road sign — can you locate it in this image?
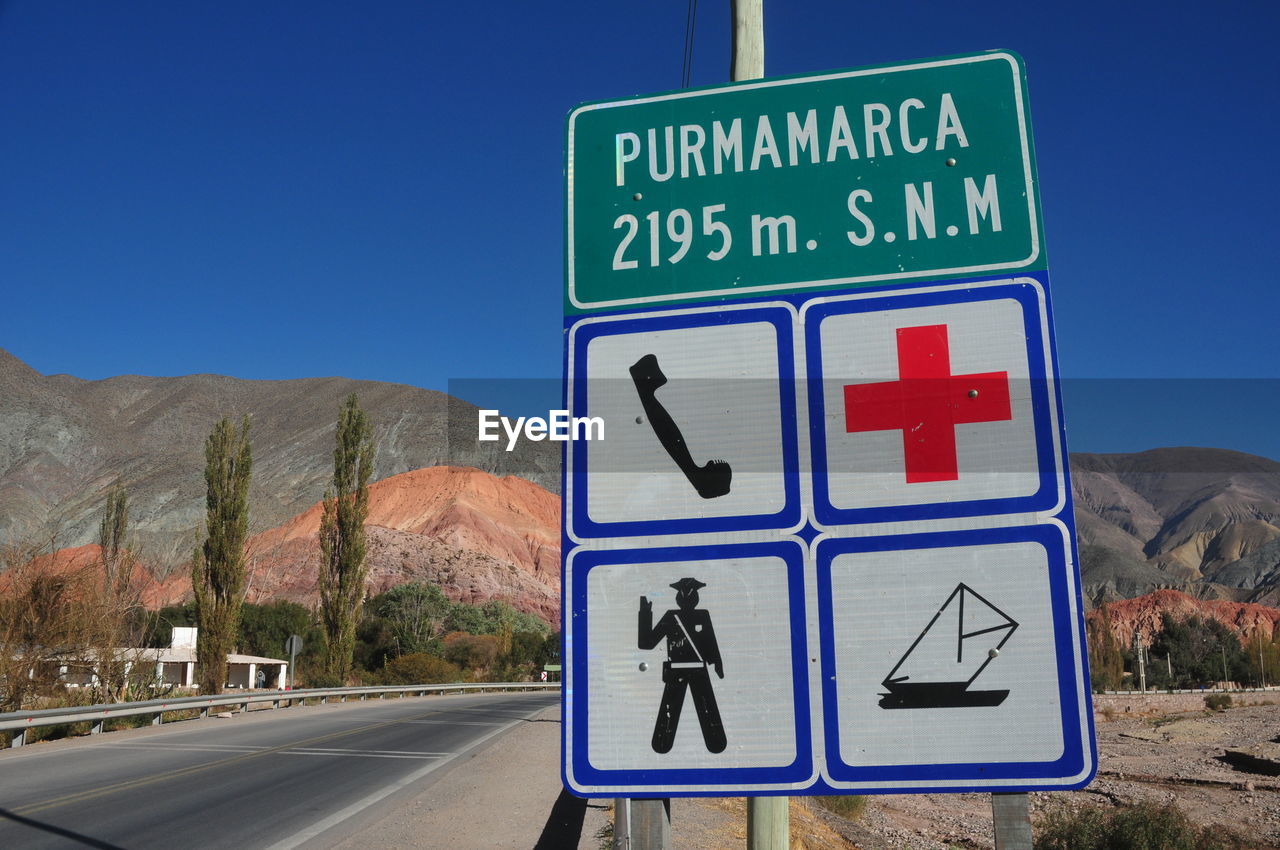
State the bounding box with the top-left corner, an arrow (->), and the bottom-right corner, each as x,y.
563,51 -> 1095,799
567,51 -> 1041,313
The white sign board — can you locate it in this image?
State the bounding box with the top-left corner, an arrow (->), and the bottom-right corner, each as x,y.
562,277 -> 1095,796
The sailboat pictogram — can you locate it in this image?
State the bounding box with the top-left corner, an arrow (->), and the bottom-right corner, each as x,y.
879,583 -> 1017,710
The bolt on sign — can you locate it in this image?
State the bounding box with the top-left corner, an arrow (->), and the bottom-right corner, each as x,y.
561,51 -> 1096,798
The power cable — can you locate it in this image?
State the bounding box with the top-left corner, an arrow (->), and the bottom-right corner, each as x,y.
681,0 -> 699,89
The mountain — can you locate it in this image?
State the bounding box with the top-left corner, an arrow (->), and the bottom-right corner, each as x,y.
5,350 -> 1280,615
239,466 -> 560,623
1072,448 -> 1280,605
0,349 -> 558,565
1087,588 -> 1280,647
9,467 -> 561,626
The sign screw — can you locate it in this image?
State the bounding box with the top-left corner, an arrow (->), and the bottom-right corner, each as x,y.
988,648 -> 1000,658
633,193 -> 643,201
968,389 -> 979,399
946,157 -> 957,167
639,662 -> 649,672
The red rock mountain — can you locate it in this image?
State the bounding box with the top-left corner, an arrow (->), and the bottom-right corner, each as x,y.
1087,588 -> 1280,647
0,542 -> 189,609
11,466 -> 562,625
241,466 -> 560,623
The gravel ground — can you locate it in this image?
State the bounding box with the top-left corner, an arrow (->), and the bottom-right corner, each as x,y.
674,699 -> 1280,849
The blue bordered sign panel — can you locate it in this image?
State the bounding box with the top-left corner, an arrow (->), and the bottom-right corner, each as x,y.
804,277 -> 1066,527
815,522 -> 1094,792
565,302 -> 802,541
560,275 -> 1097,797
563,542 -> 815,795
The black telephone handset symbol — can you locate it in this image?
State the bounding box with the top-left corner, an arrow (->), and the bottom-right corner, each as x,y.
629,354 -> 732,499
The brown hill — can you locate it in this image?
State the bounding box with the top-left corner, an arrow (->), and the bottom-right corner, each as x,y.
1087,588 -> 1280,647
0,542 -> 187,609
243,466 -> 560,622
143,466 -> 561,625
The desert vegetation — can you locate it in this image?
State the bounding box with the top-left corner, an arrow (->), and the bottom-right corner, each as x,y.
1089,608 -> 1278,692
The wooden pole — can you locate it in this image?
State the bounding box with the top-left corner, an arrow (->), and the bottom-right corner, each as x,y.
730,0 -> 764,81
630,798 -> 670,850
747,796 -> 788,850
991,792 -> 1034,849
730,6 -> 784,844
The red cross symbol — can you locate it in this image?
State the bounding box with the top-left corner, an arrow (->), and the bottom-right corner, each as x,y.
844,324 -> 1012,484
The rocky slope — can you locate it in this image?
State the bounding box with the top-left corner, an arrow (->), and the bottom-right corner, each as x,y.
10,466 -> 561,625
239,466 -> 560,623
0,349 -> 558,563
1086,588 -> 1280,647
1073,448 -> 1280,605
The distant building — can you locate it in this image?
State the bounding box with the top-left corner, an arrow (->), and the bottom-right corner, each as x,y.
55,627 -> 288,691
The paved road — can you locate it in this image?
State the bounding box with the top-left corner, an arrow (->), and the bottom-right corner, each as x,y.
0,690 -> 558,849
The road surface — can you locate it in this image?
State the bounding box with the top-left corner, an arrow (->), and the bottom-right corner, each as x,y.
0,690 -> 558,849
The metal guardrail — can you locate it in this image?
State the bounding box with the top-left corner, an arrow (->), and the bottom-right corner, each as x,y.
1100,686 -> 1280,695
0,682 -> 559,748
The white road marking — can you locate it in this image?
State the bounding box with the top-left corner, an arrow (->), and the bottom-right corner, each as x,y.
102,743 -> 451,758
263,704 -> 550,850
398,719 -> 506,726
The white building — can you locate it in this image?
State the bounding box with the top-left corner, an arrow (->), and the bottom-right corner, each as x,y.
55,627 -> 289,691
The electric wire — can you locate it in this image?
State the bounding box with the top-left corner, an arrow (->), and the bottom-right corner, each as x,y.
681,0 -> 699,89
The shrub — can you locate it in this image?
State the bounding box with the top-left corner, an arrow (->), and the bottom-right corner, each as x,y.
1204,693 -> 1232,712
443,632 -> 501,671
1037,800 -> 1247,849
383,653 -> 462,685
810,795 -> 867,821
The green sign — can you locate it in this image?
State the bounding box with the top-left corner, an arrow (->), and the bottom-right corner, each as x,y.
566,51 -> 1043,313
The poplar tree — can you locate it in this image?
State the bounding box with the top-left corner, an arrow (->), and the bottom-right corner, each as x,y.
318,394 -> 375,683
93,481 -> 139,701
192,416 -> 252,694
99,482 -> 130,596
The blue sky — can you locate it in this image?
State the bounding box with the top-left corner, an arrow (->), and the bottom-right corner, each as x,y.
1,1 -> 1276,459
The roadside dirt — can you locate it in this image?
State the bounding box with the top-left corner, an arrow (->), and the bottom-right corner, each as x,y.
674,699 -> 1280,849
331,698 -> 1280,848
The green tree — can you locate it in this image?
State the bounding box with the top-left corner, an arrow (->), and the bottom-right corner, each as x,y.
444,598 -> 550,637
539,632 -> 561,667
353,614 -> 396,675
1148,613 -> 1250,688
318,394 -> 375,683
90,481 -> 149,702
192,416 -> 252,694
144,603 -> 197,648
1086,605 -> 1124,692
1243,628 -> 1280,687
99,481 -> 130,596
373,582 -> 453,656
238,601 -> 318,659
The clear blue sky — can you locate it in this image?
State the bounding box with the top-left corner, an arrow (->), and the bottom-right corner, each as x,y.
1,1 -> 1276,459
